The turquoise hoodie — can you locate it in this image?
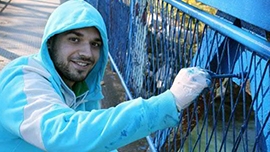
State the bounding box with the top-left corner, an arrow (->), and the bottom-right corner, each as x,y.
0,0 -> 179,151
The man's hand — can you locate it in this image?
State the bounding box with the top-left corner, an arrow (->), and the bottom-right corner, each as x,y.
170,67 -> 212,111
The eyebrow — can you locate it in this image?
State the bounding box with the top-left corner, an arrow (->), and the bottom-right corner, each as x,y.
65,30 -> 103,43
65,31 -> 84,37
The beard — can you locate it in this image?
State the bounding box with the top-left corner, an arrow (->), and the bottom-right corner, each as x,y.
49,49 -> 93,84
54,60 -> 87,83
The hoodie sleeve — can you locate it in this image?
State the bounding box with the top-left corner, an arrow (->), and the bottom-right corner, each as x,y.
42,90 -> 179,152
0,62 -> 179,152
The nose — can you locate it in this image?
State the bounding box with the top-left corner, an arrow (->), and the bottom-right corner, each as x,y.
79,44 -> 93,57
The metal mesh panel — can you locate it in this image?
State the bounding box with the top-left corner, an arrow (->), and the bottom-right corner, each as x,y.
87,0 -> 270,151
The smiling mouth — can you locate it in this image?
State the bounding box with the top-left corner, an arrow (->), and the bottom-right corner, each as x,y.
75,61 -> 88,67
71,60 -> 93,69
71,57 -> 95,69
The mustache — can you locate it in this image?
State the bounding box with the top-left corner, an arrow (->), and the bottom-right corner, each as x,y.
72,56 -> 95,64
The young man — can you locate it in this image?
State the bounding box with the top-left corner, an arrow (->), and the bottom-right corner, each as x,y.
0,0 -> 211,151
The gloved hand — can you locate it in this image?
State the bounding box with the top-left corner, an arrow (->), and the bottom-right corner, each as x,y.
170,67 -> 212,111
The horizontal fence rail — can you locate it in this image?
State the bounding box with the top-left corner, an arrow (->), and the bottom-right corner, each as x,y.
86,0 -> 270,151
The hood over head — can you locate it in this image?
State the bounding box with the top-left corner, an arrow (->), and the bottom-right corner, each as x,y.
35,0 -> 108,99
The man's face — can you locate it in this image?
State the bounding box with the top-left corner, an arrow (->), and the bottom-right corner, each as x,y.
49,27 -> 102,88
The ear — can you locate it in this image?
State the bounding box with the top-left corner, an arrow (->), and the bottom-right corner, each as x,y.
47,38 -> 52,49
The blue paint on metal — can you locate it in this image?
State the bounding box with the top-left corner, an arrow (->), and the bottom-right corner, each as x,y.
87,0 -> 270,151
163,0 -> 270,59
197,0 -> 270,31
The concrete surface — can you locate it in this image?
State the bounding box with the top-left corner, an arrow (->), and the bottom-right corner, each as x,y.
0,0 -> 147,151
0,0 -> 57,69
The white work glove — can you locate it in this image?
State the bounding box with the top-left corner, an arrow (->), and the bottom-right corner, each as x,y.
170,67 -> 211,111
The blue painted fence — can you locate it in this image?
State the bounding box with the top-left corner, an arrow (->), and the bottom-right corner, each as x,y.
86,0 -> 270,151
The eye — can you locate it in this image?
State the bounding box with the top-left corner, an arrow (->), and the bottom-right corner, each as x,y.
91,42 -> 102,48
68,37 -> 80,43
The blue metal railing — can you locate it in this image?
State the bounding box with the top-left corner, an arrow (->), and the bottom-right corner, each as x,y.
86,0 -> 270,151
164,0 -> 270,59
